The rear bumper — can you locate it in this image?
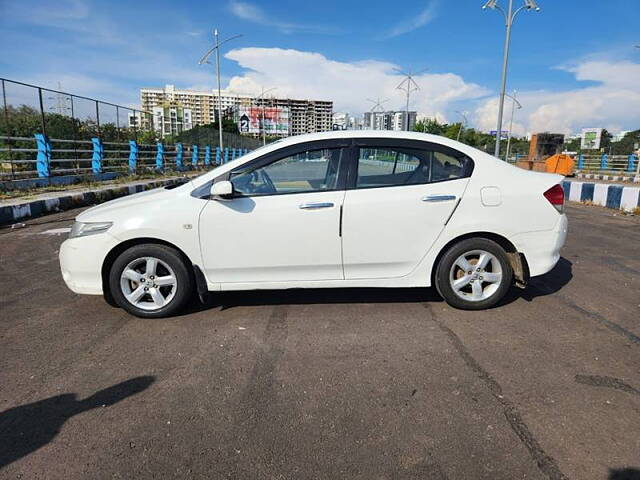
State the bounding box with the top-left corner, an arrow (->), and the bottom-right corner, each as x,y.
59,232 -> 119,295
512,214 -> 568,277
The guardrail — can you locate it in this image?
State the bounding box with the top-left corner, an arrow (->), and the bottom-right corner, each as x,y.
0,134 -> 251,185
576,154 -> 638,174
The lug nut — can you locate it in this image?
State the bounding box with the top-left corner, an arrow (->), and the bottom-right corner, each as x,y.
150,275 -> 155,280
140,278 -> 145,282
144,287 -> 149,291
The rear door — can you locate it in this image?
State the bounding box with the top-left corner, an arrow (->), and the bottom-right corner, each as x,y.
341,139 -> 472,280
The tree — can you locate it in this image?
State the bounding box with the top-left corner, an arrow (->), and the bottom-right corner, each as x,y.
413,118 -> 446,135
611,129 -> 640,155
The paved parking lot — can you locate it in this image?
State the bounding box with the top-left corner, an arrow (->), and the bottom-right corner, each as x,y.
1,204 -> 639,479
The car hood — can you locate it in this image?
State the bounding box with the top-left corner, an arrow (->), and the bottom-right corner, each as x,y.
76,187 -> 174,222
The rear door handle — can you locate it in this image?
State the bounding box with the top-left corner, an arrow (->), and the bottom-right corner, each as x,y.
299,202 -> 334,210
422,195 -> 456,202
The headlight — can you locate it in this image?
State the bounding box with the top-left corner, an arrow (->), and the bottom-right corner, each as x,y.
69,221 -> 113,238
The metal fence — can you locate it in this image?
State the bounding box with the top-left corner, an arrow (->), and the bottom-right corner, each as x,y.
576,154 -> 638,174
0,78 -> 260,185
504,153 -> 638,175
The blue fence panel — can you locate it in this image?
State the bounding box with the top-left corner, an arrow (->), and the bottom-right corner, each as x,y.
600,153 -> 608,170
129,140 -> 138,173
91,137 -> 103,174
578,154 -> 584,169
628,154 -> 637,173
156,143 -> 164,171
34,133 -> 51,178
215,146 -> 221,165
204,145 -> 211,166
176,143 -> 184,170
224,147 -> 229,163
192,145 -> 199,166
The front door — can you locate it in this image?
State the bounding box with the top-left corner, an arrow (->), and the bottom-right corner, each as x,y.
199,144 -> 347,284
341,140 -> 472,279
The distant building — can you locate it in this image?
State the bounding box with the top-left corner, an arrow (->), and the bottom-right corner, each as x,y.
364,110 -> 416,131
139,84 -> 333,137
332,112 -> 363,130
127,111 -> 143,129
612,130 -> 630,142
151,105 -> 193,137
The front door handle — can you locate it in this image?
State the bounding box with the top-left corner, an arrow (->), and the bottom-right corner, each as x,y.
299,202 -> 334,210
422,195 -> 456,202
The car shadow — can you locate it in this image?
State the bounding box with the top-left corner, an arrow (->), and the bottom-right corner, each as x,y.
179,286 -> 443,314
609,468 -> 640,480
179,257 -> 573,315
0,376 -> 154,469
500,256 -> 573,305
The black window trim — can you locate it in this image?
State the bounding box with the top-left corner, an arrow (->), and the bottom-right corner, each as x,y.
346,138 -> 474,191
191,137 -> 473,198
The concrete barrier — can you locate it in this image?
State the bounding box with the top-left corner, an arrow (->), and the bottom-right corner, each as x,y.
0,177 -> 187,226
563,180 -> 640,212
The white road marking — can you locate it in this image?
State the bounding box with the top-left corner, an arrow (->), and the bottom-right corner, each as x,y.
40,227 -> 71,235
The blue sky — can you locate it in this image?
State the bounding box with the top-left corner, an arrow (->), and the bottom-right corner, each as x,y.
1,0 -> 639,135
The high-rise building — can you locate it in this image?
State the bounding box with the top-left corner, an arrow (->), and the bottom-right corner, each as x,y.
364,110 -> 417,131
139,85 -> 333,137
332,112 -> 363,130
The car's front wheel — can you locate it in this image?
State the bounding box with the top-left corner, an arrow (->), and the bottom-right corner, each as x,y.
435,238 -> 513,310
108,244 -> 194,318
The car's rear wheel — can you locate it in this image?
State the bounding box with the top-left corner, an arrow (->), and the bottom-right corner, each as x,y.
435,238 -> 513,310
108,244 -> 193,318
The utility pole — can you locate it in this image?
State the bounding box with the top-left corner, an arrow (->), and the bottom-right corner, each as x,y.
394,68 -> 426,131
482,0 -> 540,158
198,29 -> 242,152
504,91 -> 522,162
366,98 -> 389,130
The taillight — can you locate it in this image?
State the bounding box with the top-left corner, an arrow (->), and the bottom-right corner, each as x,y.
543,184 -> 564,214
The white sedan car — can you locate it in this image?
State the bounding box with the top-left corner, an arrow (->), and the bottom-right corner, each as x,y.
60,131 -> 567,318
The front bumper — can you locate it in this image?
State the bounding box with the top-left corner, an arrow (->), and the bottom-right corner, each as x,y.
59,232 -> 120,295
512,214 -> 568,277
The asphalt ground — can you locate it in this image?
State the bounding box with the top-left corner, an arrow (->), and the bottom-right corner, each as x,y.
0,204 -> 638,479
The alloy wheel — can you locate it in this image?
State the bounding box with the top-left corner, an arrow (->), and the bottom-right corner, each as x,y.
448,249 -> 503,302
119,256 -> 177,311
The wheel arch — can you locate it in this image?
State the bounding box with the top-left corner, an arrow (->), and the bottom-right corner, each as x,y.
430,231 -> 530,287
101,237 -> 198,306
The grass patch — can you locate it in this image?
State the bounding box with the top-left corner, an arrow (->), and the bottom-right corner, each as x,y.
0,170 -> 203,201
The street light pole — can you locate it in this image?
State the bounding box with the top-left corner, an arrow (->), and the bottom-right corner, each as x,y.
198,29 -> 242,153
214,30 -> 224,153
394,68 -> 425,131
482,0 -> 540,158
455,110 -> 468,142
504,91 -> 522,162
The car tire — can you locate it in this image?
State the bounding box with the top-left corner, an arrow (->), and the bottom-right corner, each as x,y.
435,238 -> 513,310
108,244 -> 194,318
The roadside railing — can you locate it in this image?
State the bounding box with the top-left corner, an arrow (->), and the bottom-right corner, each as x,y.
0,134 -> 252,187
576,154 -> 638,175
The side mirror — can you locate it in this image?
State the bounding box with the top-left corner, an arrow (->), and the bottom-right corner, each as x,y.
210,180 -> 233,199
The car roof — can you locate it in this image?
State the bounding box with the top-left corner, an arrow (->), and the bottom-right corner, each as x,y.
187,129 -> 508,189
268,129 -> 452,146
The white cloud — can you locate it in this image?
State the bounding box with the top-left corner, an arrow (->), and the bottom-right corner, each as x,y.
223,47 -> 489,120
474,59 -> 640,136
383,1 -> 439,38
228,1 -> 335,34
